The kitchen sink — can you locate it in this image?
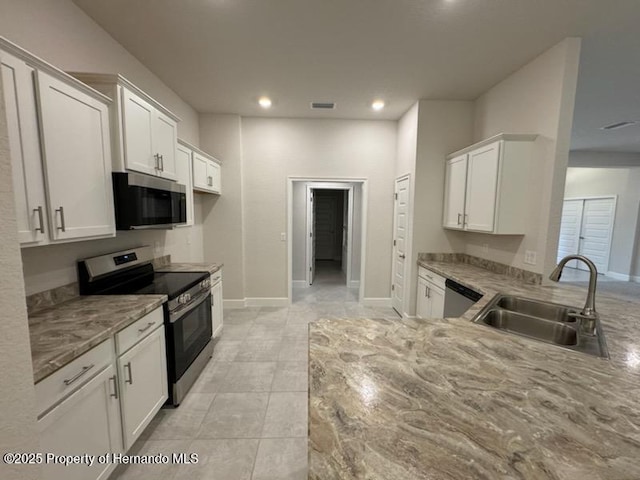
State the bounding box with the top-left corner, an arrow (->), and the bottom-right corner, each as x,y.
476,310 -> 577,346
473,294 -> 609,358
495,296 -> 578,323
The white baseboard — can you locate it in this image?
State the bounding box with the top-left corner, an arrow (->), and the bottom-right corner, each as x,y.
362,297 -> 392,307
292,280 -> 308,288
349,280 -> 360,289
245,297 -> 290,307
607,271 -> 631,281
223,299 -> 246,308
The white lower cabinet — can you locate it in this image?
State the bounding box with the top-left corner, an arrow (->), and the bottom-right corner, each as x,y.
211,270 -> 224,338
416,269 -> 445,319
38,364 -> 122,480
118,325 -> 168,450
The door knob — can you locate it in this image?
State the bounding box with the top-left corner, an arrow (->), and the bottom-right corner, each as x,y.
399,254 -> 406,259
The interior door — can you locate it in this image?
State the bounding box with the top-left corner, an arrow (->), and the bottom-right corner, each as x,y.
315,194 -> 337,260
557,199 -> 584,269
310,189 -> 316,284
578,198 -> 615,273
392,176 -> 410,315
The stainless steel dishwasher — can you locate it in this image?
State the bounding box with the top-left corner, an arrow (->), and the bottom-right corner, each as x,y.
444,278 -> 483,317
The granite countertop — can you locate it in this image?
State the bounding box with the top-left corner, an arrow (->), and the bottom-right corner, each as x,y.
156,262 -> 223,275
29,295 -> 166,383
309,260 -> 640,479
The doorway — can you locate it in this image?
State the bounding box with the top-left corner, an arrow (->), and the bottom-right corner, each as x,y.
557,196 -> 616,273
288,179 -> 366,305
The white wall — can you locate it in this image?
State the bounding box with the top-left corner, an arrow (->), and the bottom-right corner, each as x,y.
199,114 -> 245,301
0,0 -> 206,294
467,38 -> 582,276
564,166 -> 640,277
0,71 -> 41,480
241,117 -> 396,301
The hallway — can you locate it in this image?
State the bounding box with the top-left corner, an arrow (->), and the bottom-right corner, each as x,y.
292,260 -> 358,304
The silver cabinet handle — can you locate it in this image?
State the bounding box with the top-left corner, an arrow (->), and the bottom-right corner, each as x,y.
160,154 -> 164,171
427,286 -> 431,298
425,285 -> 429,298
63,364 -> 94,386
154,153 -> 160,170
138,321 -> 155,333
124,362 -> 133,385
109,375 -> 119,399
464,213 -> 468,225
207,176 -> 213,186
34,206 -> 45,233
55,206 -> 66,232
457,213 -> 462,225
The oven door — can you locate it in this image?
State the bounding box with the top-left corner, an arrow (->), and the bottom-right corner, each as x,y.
166,291 -> 212,383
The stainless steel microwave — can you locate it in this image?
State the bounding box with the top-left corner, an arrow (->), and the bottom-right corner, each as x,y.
112,172 -> 186,230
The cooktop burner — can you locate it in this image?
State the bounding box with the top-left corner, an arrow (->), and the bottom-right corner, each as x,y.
131,271 -> 209,299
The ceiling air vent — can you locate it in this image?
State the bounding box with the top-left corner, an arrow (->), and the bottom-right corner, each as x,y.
600,121 -> 637,131
310,102 -> 336,110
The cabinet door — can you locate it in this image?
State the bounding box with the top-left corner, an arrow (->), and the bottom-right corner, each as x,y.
118,326 -> 168,450
1,51 -> 48,245
211,279 -> 224,338
443,154 -> 467,230
36,71 -> 115,241
153,110 -> 177,181
121,87 -> 156,176
207,161 -> 222,194
416,276 -> 430,319
465,142 -> 500,232
428,283 -> 445,319
38,365 -> 122,480
192,152 -> 210,191
175,143 -> 194,226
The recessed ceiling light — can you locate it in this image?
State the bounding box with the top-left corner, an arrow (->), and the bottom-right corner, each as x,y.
371,100 -> 385,111
258,97 -> 272,109
600,121 -> 636,131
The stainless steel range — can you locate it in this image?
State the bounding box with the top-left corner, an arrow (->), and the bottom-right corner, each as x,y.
78,246 -> 212,406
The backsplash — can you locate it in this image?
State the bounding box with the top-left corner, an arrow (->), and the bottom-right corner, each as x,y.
26,254 -> 172,315
418,252 -> 543,285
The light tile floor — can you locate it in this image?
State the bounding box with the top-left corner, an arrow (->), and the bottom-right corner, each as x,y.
110,263 -> 399,480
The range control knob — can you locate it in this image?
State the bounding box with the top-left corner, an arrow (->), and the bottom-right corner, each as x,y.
177,294 -> 186,305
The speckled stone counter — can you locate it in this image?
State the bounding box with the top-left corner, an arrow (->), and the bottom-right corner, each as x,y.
309,260 -> 640,479
156,262 -> 222,275
29,295 -> 166,383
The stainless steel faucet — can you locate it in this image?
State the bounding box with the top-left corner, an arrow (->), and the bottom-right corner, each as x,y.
549,255 -> 599,333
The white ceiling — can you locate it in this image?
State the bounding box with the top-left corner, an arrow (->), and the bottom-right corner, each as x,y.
74,0 -> 640,151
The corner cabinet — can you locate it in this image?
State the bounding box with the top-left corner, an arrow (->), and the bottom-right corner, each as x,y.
69,73 -> 180,181
443,133 -> 537,235
1,38 -> 115,247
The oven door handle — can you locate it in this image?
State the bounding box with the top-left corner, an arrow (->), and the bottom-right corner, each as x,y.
169,290 -> 210,323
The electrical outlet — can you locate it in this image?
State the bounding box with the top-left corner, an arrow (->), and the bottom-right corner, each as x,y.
482,243 -> 489,254
524,250 -> 537,265
280,232 -> 286,242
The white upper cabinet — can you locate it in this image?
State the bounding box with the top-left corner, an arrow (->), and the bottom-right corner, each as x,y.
70,73 -> 180,181
443,133 -> 537,235
183,140 -> 222,195
37,71 -> 115,241
0,38 -> 115,246
176,141 -> 195,226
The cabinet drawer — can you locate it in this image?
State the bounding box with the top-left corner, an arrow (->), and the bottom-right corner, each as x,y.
116,307 -> 164,355
418,267 -> 446,289
35,337 -> 114,417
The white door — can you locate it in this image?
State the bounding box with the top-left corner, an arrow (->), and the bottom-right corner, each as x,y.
443,154 -> 468,229
465,143 -> 500,232
153,110 -> 178,181
392,176 -> 410,315
121,87 -> 156,176
36,71 -> 115,241
307,188 -> 317,285
193,152 -> 209,191
175,143 -> 194,226
38,365 -> 122,480
557,199 -> 584,269
1,51 -> 48,245
558,198 -> 615,273
118,327 -> 168,450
